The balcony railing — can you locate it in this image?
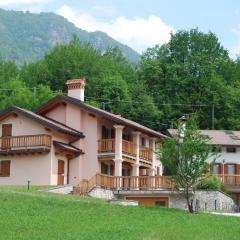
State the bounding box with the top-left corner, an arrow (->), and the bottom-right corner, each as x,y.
0,134 -> 52,150
73,173 -> 173,194
140,146 -> 153,161
98,139 -> 152,161
215,174 -> 240,186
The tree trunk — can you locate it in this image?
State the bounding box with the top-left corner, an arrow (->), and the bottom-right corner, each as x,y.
185,189 -> 194,213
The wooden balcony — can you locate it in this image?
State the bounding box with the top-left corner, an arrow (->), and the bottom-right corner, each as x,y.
0,134 -> 51,155
98,139 -> 152,162
139,146 -> 153,161
215,174 -> 240,186
73,173 -> 173,195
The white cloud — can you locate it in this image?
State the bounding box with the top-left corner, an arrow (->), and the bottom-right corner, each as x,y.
57,5 -> 174,53
0,0 -> 51,5
229,27 -> 240,59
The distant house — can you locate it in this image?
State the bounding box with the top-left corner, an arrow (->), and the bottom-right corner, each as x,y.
0,79 -> 164,187
167,129 -> 240,207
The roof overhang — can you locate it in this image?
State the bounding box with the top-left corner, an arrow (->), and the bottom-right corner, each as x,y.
36,95 -> 167,139
0,106 -> 84,139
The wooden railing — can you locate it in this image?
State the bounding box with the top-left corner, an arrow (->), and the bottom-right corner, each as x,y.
0,134 -> 51,149
73,174 -> 173,195
114,175 -> 173,190
215,174 -> 240,186
98,139 -> 115,153
98,139 -> 152,161
122,140 -> 136,156
139,146 -> 153,161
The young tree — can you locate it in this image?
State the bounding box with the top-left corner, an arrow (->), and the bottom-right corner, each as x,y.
160,116 -> 212,213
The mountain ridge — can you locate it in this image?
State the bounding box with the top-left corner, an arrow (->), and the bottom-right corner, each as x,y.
0,8 -> 140,65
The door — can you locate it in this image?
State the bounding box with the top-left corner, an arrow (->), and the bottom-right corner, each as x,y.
227,164 -> 236,185
57,160 -> 65,185
2,124 -> 12,148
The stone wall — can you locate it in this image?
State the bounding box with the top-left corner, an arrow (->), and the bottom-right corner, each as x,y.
169,190 -> 236,212
88,187 -> 115,200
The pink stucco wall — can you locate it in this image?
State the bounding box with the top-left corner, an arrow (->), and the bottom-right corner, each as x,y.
0,114 -> 72,185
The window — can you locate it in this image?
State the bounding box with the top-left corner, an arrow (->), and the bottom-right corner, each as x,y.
227,164 -> 236,175
155,201 -> 167,207
213,164 -> 220,174
101,163 -> 108,174
141,137 -> 146,146
102,126 -> 114,139
226,147 -> 236,153
123,133 -> 131,141
0,160 -> 10,177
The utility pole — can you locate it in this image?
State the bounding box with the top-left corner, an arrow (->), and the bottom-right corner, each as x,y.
33,87 -> 37,103
211,104 -> 215,130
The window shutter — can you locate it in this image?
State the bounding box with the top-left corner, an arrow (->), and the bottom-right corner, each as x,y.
219,163 -> 223,174
236,164 -> 240,175
224,164 -> 228,175
1,161 -> 10,177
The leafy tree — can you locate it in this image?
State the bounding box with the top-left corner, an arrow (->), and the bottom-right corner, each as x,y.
139,28 -> 238,130
0,77 -> 56,110
160,116 -> 212,213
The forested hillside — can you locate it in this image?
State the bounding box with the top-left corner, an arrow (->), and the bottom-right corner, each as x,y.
0,8 -> 140,64
1,29 -> 240,132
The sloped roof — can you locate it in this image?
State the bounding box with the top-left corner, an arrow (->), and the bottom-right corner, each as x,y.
36,95 -> 167,139
0,106 -> 84,138
53,141 -> 83,154
168,129 -> 240,146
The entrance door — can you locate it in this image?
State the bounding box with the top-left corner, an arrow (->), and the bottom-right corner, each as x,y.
2,124 -> 12,148
227,164 -> 236,185
57,160 -> 65,185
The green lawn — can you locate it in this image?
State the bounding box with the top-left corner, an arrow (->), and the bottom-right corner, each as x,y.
0,186 -> 239,240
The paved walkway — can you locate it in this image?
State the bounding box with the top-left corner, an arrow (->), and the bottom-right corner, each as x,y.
44,185 -> 73,194
211,212 -> 240,217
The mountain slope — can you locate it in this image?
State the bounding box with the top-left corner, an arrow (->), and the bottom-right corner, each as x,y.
0,9 -> 140,64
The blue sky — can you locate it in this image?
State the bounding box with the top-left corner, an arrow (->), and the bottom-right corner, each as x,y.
1,0 -> 240,57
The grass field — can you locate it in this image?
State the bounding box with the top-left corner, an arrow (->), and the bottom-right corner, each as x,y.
0,186 -> 240,240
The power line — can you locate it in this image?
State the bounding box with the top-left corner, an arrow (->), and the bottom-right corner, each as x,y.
0,87 -> 39,91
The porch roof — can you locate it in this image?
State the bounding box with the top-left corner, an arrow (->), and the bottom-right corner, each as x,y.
53,141 -> 83,157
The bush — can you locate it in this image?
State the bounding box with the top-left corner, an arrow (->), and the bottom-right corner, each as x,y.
196,174 -> 227,193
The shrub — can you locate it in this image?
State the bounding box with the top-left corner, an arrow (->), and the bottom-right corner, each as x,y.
196,174 -> 227,193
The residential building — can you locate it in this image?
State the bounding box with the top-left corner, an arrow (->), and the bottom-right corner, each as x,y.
0,79 -> 165,187
167,129 -> 240,206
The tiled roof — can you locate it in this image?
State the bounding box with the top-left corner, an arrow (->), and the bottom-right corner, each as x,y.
0,106 -> 84,138
36,95 -> 167,139
168,129 -> 240,146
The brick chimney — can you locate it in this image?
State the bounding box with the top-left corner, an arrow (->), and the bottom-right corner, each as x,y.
66,79 -> 86,101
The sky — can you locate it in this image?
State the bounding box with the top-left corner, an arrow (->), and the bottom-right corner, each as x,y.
1,0 -> 240,57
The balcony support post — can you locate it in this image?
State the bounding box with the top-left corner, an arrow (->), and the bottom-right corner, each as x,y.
113,125 -> 124,177
132,131 -> 140,174
150,137 -> 157,176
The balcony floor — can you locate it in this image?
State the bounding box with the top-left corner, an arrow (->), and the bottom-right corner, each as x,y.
0,147 -> 50,155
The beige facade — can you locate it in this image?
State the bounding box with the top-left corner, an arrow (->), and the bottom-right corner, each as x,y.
0,79 -> 165,186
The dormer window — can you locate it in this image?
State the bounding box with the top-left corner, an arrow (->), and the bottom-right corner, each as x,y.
226,147 -> 236,153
